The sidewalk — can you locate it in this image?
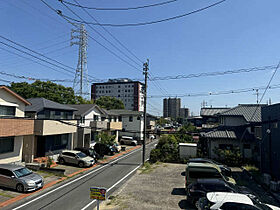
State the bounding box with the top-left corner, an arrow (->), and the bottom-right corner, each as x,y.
0,145 -> 141,209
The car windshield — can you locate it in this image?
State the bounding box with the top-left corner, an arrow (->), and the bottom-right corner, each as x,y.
77,152 -> 87,158
14,167 -> 32,178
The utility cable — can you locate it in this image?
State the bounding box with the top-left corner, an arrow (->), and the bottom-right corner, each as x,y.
72,0 -> 144,64
61,0 -> 226,27
62,0 -> 179,11
41,0 -> 143,73
60,1 -> 143,69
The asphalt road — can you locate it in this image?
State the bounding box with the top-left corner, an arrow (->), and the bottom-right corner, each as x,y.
7,141 -> 157,210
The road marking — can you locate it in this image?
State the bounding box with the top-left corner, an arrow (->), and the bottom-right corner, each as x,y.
81,165 -> 141,210
12,146 -> 143,210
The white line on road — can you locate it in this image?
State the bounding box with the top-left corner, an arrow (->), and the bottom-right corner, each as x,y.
81,165 -> 141,210
12,146 -> 143,210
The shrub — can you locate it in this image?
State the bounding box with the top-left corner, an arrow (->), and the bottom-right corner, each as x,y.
97,132 -> 116,146
213,146 -> 242,166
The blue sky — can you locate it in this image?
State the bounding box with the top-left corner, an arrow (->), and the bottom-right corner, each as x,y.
1,0 -> 280,116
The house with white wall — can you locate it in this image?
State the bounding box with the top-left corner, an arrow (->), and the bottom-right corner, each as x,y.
109,109 -> 144,141
0,86 -> 33,164
68,104 -> 122,147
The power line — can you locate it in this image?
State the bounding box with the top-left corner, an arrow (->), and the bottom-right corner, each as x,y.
62,0 -> 179,11
61,0 -> 226,27
72,0 -> 144,64
0,43 -> 75,76
60,1 -> 143,71
0,34 -> 101,82
134,65 -> 278,81
41,0 -> 143,73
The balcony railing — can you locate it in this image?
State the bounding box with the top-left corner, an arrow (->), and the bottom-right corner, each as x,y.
0,118 -> 34,137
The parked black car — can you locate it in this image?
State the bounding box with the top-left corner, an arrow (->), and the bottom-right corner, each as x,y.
94,143 -> 115,156
74,147 -> 100,161
188,158 -> 232,177
187,178 -> 256,205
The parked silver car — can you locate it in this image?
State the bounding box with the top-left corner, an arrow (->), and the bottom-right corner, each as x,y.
58,150 -> 95,167
120,136 -> 138,146
0,164 -> 44,192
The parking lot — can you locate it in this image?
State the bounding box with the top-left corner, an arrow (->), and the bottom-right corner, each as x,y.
99,163 -> 280,210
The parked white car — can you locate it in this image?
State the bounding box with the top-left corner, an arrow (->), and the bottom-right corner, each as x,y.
120,136 -> 137,146
198,192 -> 280,210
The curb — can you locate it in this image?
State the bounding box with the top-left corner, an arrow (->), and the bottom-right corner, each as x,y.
0,145 -> 141,208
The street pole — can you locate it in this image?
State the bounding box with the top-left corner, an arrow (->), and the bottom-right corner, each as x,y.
142,59 -> 149,165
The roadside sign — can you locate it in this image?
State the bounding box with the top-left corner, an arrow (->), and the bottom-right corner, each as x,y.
90,187 -> 107,200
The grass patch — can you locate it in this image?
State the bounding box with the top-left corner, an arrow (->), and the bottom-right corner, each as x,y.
0,192 -> 15,198
139,162 -> 153,174
106,195 -> 128,208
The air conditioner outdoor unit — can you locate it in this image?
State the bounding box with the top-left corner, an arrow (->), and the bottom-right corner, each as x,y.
270,181 -> 278,192
263,173 -> 271,186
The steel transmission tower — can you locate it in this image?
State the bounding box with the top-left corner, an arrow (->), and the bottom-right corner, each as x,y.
71,24 -> 89,97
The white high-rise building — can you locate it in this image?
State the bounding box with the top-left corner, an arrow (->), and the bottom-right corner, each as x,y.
91,78 -> 144,111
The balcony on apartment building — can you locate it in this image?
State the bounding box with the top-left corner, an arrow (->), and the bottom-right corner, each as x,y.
90,121 -> 108,130
34,120 -> 77,136
0,118 -> 34,137
108,121 -> 122,130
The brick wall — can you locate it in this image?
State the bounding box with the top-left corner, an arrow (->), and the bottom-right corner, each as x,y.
0,119 -> 34,137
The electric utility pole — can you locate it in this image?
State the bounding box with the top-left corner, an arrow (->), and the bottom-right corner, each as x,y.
71,24 -> 89,97
142,59 -> 149,165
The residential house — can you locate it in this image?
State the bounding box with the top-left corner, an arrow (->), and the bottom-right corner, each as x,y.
147,113 -> 158,131
23,98 -> 77,162
200,107 -> 230,128
200,104 -> 265,161
109,110 -> 144,141
261,103 -> 280,179
0,86 -> 34,164
68,104 -> 122,147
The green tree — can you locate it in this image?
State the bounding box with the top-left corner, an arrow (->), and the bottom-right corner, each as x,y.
9,81 -> 91,104
95,96 -> 124,110
97,132 -> 116,146
213,146 -> 242,166
156,117 -> 170,126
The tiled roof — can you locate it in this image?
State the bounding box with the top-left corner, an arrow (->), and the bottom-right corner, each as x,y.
201,130 -> 237,139
108,109 -> 143,116
200,108 -> 230,117
68,104 -> 100,116
218,104 -> 267,123
25,98 -> 77,112
201,126 -> 256,141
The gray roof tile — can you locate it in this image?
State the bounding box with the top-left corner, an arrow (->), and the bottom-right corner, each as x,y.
25,98 -> 77,112
200,108 -> 231,116
218,104 -> 267,123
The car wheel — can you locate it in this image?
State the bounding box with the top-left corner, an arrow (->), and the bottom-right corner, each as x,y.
132,142 -> 137,146
59,158 -> 65,164
120,141 -> 124,145
78,161 -> 84,168
16,184 -> 24,193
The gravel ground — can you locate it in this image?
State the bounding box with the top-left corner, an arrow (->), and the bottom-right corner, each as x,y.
100,163 -> 196,210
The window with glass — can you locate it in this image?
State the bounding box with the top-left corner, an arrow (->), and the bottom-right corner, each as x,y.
129,116 -> 133,122
0,137 -> 14,154
0,105 -> 16,117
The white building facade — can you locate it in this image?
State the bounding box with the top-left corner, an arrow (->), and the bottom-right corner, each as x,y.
91,78 -> 144,112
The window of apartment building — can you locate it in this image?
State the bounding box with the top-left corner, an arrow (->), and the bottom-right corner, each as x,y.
137,116 -> 141,120
118,116 -> 122,122
0,105 -> 16,117
118,85 -> 120,88
125,85 -> 127,88
118,95 -> 120,97
118,90 -> 120,92
131,104 -> 134,107
0,137 -> 14,154
129,116 -> 133,122
125,90 -> 127,92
